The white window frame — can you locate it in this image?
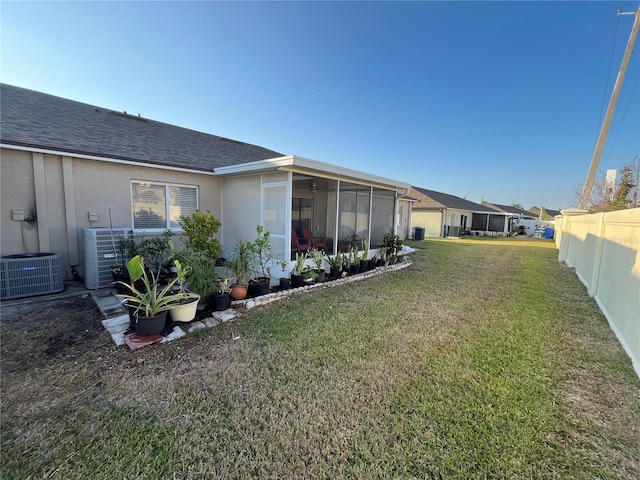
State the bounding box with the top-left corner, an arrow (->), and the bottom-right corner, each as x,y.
131,180 -> 199,232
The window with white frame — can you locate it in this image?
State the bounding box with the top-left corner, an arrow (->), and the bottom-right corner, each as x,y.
131,181 -> 198,230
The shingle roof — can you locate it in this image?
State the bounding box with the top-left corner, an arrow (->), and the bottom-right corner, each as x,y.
0,84 -> 285,171
484,203 -> 537,217
528,207 -> 562,218
410,186 -> 494,212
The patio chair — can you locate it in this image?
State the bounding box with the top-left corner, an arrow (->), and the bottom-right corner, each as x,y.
292,234 -> 310,255
302,227 -> 326,251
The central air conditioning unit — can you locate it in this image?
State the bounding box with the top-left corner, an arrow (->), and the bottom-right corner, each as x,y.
82,227 -> 132,289
447,226 -> 461,237
1,253 -> 64,300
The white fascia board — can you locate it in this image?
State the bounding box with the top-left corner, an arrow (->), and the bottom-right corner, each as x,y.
1,143 -> 217,176
474,209 -> 511,215
214,154 -> 412,192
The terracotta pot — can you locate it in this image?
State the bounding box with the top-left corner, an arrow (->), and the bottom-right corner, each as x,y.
230,284 -> 247,300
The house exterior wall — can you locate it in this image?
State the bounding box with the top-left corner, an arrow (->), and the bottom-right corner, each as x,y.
397,198 -> 412,240
411,210 -> 443,237
1,149 -> 38,254
445,209 -> 473,228
220,175 -> 262,254
0,147 -> 221,279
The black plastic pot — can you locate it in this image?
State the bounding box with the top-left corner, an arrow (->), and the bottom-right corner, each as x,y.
212,292 -> 231,311
329,268 -> 341,279
134,311 -> 167,336
291,274 -> 305,288
279,278 -> 291,290
359,260 -> 368,272
316,269 -> 326,283
349,264 -> 360,275
248,277 -> 270,297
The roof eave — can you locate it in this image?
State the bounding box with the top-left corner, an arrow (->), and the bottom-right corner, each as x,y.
214,155 -> 412,192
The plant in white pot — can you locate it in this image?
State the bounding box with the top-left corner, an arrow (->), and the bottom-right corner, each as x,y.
116,255 -> 195,335
167,259 -> 201,323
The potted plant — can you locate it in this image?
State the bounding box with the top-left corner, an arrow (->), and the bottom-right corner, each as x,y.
349,247 -> 361,275
167,259 -> 201,323
116,255 -> 192,335
383,229 -> 403,264
121,229 -> 174,279
359,238 -> 370,272
226,239 -> 252,300
179,209 -> 222,260
308,248 -> 326,283
277,260 -> 290,290
291,252 -> 307,288
211,278 -> 231,311
327,252 -> 344,279
303,264 -> 318,284
248,225 -> 272,297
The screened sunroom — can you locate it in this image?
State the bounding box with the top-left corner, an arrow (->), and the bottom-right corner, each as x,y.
215,156 -> 411,274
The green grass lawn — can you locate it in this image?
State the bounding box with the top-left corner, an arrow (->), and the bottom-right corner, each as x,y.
2,238 -> 639,479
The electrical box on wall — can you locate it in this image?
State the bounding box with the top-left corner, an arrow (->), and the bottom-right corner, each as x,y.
11,210 -> 25,221
88,211 -> 99,222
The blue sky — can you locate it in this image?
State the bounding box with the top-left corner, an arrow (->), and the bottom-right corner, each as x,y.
2,1 -> 639,209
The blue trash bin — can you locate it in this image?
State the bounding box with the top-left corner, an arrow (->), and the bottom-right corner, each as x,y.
544,227 -> 554,239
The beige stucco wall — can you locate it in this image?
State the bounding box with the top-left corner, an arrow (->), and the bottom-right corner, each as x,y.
1,148 -> 221,279
411,210 -> 443,237
1,149 -> 38,253
558,207 -> 640,377
220,175 -> 261,254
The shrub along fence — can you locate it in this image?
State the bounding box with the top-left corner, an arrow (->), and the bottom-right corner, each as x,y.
555,207 -> 640,377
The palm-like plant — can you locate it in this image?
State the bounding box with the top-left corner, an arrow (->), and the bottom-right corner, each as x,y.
117,255 -> 196,317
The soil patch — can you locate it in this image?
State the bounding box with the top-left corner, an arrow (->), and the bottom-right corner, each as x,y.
1,295 -> 107,373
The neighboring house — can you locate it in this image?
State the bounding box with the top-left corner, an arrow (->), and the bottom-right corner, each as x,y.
409,187 -> 510,237
528,206 -> 562,220
0,84 -> 411,284
483,202 -> 540,236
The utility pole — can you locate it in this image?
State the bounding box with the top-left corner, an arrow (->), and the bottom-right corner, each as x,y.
578,7 -> 640,210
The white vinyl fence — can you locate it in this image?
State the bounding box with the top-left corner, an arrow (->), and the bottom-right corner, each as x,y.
555,207 -> 640,377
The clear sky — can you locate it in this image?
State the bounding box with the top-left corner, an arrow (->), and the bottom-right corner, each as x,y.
2,1 -> 639,210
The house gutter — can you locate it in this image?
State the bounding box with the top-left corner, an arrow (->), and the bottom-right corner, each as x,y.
0,143 -> 217,176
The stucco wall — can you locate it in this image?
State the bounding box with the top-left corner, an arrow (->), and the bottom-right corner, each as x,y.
220,175 -> 261,254
411,210 -> 443,237
0,149 -> 38,253
1,148 -> 221,279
